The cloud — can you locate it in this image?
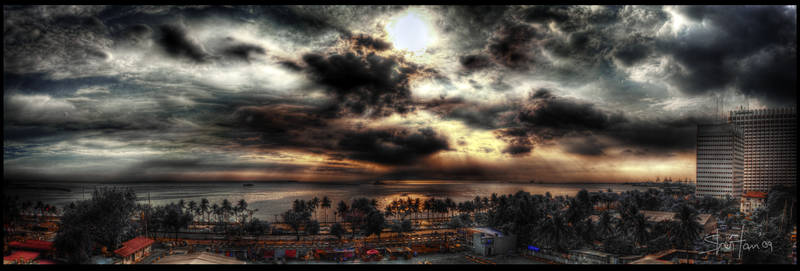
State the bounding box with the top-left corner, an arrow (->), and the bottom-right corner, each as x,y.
338,127 -> 450,165
459,54 -> 493,71
301,52 -> 420,117
487,22 -> 539,69
656,5 -> 796,105
516,88 -> 625,140
496,88 -> 708,156
156,24 -> 210,62
220,104 -> 451,166
351,34 -> 392,52
2,5 -> 795,182
220,42 -> 267,62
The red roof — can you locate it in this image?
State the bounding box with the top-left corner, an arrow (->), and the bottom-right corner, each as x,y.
8,240 -> 54,251
36,259 -> 57,265
114,236 -> 155,257
4,251 -> 41,262
743,191 -> 767,199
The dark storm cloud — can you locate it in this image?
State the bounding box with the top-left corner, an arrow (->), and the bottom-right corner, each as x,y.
487,22 -> 539,69
446,104 -> 516,130
157,24 -> 209,62
497,89 -> 708,156
521,5 -> 571,24
225,104 -> 329,147
220,104 -> 451,166
611,34 -> 653,66
351,34 -> 392,52
221,43 -> 267,62
657,5 -> 796,105
459,55 -> 492,71
301,52 -> 419,117
516,88 -> 625,140
278,61 -> 303,71
338,127 -> 450,165
498,127 -> 533,155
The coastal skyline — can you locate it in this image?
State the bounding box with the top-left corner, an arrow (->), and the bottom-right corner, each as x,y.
4,5 -> 797,183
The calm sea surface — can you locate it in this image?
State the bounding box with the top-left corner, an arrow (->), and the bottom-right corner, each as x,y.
4,180 -> 647,221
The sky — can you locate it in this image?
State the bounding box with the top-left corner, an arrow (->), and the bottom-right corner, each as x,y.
3,5 -> 797,183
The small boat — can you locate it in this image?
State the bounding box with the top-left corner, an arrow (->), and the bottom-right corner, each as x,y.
243,183 -> 254,187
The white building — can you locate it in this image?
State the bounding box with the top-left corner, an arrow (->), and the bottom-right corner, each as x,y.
696,123 -> 744,200
739,191 -> 767,216
729,107 -> 797,193
466,227 -> 516,257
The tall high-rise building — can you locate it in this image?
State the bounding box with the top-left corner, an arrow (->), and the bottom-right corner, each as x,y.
729,107 -> 797,193
696,123 -> 744,199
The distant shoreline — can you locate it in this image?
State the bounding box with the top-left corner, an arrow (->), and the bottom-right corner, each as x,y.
4,183 -> 72,192
5,179 -> 646,185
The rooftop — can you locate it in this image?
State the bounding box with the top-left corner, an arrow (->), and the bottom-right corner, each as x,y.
742,191 -> 767,199
469,227 -> 504,237
157,252 -> 245,264
3,251 -> 40,263
114,236 -> 154,257
7,240 -> 54,251
570,249 -> 613,257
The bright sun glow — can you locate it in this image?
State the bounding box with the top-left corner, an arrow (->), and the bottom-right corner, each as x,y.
386,12 -> 432,53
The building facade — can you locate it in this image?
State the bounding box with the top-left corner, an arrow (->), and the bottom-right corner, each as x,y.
114,236 -> 154,264
729,107 -> 797,193
739,191 -> 767,216
466,227 -> 516,257
696,123 -> 744,200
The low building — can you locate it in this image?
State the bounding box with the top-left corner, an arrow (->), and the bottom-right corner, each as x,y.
640,211 -> 717,235
114,236 -> 155,264
739,191 -> 767,215
568,249 -> 618,264
157,252 -> 245,264
466,227 -> 516,257
3,251 -> 41,264
630,249 -> 718,264
7,240 -> 54,259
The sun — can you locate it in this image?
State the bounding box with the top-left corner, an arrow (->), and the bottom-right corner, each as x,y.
386,12 -> 433,53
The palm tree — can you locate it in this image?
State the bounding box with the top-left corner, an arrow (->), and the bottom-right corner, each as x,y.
221,199 -> 232,228
321,196 -> 331,224
311,197 -> 320,221
598,210 -> 616,241
630,212 -> 650,249
424,198 -> 433,221
211,203 -> 220,224
444,198 -> 455,219
188,200 -> 198,222
537,212 -> 571,252
236,199 -> 248,228
200,198 -> 210,224
672,204 -> 702,262
336,200 -> 348,224
413,198 -> 421,220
